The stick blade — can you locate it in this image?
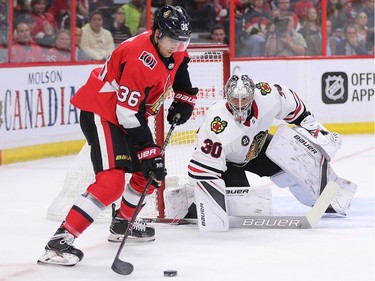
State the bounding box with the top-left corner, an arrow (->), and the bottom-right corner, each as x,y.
305,181 -> 339,227
111,259 -> 134,275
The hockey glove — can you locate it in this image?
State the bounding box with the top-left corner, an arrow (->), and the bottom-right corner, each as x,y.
296,115 -> 342,161
167,92 -> 197,125
137,143 -> 166,186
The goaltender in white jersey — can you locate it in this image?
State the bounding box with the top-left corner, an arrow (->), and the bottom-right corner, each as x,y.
187,74 -> 357,232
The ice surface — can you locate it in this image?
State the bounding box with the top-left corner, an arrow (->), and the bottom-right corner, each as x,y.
0,134 -> 373,281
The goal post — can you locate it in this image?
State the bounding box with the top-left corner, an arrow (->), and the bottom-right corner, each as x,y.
46,44 -> 230,222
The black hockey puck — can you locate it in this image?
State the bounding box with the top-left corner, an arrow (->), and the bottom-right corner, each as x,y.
164,270 -> 177,277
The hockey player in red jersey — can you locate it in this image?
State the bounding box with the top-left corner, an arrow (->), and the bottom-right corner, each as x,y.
187,74 -> 357,232
38,5 -> 198,266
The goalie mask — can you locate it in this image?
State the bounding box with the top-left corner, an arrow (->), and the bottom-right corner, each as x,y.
225,74 -> 255,123
153,5 -> 191,52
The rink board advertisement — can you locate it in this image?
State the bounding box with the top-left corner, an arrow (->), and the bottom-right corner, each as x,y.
232,58 -> 374,124
0,58 -> 373,163
0,64 -> 100,150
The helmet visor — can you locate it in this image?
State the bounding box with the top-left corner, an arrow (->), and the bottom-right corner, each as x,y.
159,35 -> 190,52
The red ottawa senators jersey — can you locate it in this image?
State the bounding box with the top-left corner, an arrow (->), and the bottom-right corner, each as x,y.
71,30 -> 195,144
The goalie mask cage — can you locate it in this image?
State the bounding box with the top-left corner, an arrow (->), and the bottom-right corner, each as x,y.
47,44 -> 230,222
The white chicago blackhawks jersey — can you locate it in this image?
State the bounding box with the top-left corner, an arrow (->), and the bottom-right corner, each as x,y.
188,82 -> 307,181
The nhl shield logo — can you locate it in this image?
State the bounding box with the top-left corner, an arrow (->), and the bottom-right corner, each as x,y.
322,72 -> 348,104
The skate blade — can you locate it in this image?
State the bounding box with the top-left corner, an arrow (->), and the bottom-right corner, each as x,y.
108,233 -> 155,243
37,250 -> 80,266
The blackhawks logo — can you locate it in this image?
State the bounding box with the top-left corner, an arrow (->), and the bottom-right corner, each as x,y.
211,116 -> 227,134
256,82 -> 271,95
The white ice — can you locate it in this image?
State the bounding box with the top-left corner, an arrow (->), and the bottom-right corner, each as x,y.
0,134 -> 374,281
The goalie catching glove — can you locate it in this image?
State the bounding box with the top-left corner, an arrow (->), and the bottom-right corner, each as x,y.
137,143 -> 166,186
167,91 -> 197,125
296,114 -> 342,161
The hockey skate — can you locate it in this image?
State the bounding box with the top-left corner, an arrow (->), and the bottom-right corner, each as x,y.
108,205 -> 155,243
37,227 -> 84,266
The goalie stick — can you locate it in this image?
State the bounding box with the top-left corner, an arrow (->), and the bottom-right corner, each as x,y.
143,181 -> 338,229
111,114 -> 180,276
229,181 -> 339,229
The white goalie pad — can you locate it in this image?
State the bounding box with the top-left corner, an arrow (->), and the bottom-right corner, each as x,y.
163,182 -> 195,219
164,183 -> 272,220
194,180 -> 229,231
293,125 -> 342,162
267,124 -> 357,215
226,186 -> 272,216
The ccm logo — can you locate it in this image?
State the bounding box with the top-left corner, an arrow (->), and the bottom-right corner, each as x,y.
138,148 -> 158,160
175,93 -> 196,105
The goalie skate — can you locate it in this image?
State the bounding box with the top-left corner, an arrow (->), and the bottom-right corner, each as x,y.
37,227 -> 83,266
108,205 -> 155,243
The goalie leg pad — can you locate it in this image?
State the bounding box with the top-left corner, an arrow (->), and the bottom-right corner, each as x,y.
271,171 -> 318,207
194,180 -> 229,232
271,171 -> 357,215
330,177 -> 357,215
226,186 -> 272,216
267,125 -> 357,214
164,183 -> 195,219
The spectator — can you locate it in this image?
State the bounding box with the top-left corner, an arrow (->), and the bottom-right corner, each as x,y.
29,0 -> 58,48
361,0 -> 374,31
49,0 -> 89,20
75,26 -> 91,60
298,7 -> 321,55
0,24 -> 7,62
210,23 -> 228,43
12,22 -> 44,62
0,0 -> 8,61
336,24 -> 368,55
183,0 -> 217,32
265,12 -> 307,56
80,9 -> 115,60
44,29 -> 71,61
275,0 -> 301,30
242,0 -> 270,25
293,0 -> 313,23
122,0 -> 146,35
59,0 -> 86,31
88,0 -> 109,12
354,10 -> 374,53
109,5 -> 132,47
0,0 -> 7,27
237,17 -> 269,56
327,0 -> 348,31
326,19 -> 339,55
0,44 -> 7,63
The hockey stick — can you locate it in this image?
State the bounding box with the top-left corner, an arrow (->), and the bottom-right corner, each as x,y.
141,217 -> 192,225
229,181 -> 339,229
111,114 -> 180,275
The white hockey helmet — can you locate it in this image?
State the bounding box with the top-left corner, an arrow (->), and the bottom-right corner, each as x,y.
225,74 -> 255,123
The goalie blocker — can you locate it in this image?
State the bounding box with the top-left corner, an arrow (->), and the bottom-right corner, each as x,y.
163,125 -> 357,231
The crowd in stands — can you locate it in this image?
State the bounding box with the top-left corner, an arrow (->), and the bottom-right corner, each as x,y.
0,0 -> 374,63
234,0 -> 374,56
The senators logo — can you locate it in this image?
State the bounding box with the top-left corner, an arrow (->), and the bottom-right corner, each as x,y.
149,75 -> 172,115
210,116 -> 227,134
139,51 -> 157,70
256,82 -> 271,95
245,130 -> 268,161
